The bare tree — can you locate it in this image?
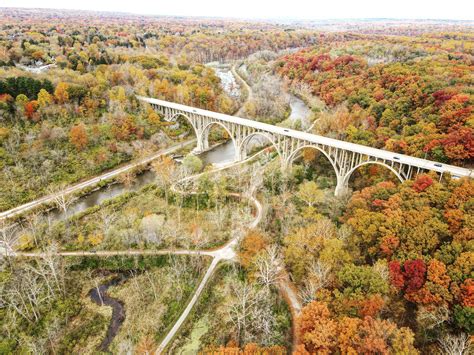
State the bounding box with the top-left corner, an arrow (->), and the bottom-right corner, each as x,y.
416,305 -> 450,330
3,267 -> 51,323
25,254 -> 64,301
226,281 -> 276,345
0,222 -> 17,260
300,260 -> 331,304
254,245 -> 283,287
144,270 -> 158,302
226,282 -> 257,344
99,207 -> 118,237
40,243 -> 64,296
438,333 -> 472,355
25,212 -> 43,247
48,184 -> 74,218
169,256 -> 188,301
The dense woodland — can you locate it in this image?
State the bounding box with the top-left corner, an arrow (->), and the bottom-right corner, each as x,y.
0,7 -> 473,355
276,34 -> 474,165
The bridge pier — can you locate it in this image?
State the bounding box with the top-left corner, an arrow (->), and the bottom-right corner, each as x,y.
139,96 -> 472,192
190,132 -> 206,155
334,179 -> 349,197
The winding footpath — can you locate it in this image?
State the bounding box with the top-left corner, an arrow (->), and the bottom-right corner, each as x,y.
3,65 -> 304,353
232,64 -> 253,117
156,153 -> 263,354
5,150 -> 264,354
0,139 -> 196,221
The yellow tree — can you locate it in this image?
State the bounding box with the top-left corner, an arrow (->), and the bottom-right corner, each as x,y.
151,155 -> 176,204
297,181 -> 324,208
283,223 -> 326,281
15,94 -> 28,108
37,89 -> 52,108
54,82 -> 69,104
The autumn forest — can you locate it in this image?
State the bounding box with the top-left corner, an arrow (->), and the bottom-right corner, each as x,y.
0,7 -> 473,355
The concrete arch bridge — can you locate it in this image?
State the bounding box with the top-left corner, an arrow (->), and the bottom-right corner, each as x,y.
137,96 -> 472,195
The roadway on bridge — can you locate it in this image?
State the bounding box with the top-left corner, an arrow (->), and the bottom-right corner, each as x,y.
139,96 -> 472,180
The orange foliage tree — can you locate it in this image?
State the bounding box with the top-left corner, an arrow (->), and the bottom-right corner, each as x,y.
238,230 -> 268,268
297,301 -> 418,354
69,123 -> 88,150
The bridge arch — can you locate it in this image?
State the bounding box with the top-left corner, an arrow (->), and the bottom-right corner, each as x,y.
342,161 -> 405,187
239,132 -> 282,161
200,121 -> 238,158
169,112 -> 199,137
286,144 -> 341,189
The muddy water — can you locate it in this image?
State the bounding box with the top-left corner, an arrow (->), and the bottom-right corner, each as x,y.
18,63 -> 310,223
288,95 -> 311,128
199,141 -> 236,165
206,62 -> 241,98
40,143 -> 233,223
89,273 -> 129,352
55,170 -> 156,219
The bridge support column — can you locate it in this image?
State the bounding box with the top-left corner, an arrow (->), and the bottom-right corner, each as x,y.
192,131 -> 206,155
233,137 -> 243,162
235,148 -> 244,162
334,176 -> 348,197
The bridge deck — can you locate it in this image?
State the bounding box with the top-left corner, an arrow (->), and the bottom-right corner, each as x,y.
137,96 -> 472,179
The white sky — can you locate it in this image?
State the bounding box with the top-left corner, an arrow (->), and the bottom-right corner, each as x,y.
2,0 -> 473,21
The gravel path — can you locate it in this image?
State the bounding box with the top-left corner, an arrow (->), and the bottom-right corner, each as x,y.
0,139 -> 195,221
232,64 -> 253,117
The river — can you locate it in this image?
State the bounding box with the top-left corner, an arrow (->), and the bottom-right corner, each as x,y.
288,95 -> 312,129
41,144 -> 234,222
15,63 -> 310,224
89,273 -> 129,352
206,62 -> 240,98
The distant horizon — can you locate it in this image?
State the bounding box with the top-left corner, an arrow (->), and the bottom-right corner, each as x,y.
2,0 -> 473,22
3,7 -> 474,23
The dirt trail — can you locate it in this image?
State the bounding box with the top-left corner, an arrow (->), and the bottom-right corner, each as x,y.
0,139 -> 195,221
277,272 -> 302,351
232,64 -> 253,117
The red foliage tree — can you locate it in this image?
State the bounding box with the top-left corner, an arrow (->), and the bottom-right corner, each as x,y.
389,259 -> 427,294
403,259 -> 426,293
389,260 -> 405,290
441,127 -> 474,161
412,175 -> 433,193
460,279 -> 474,307
432,89 -> 456,105
24,100 -> 39,121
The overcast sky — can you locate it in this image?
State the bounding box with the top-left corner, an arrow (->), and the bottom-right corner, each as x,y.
2,0 -> 473,20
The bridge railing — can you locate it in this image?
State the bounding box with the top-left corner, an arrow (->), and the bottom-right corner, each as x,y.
137,96 -> 472,179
